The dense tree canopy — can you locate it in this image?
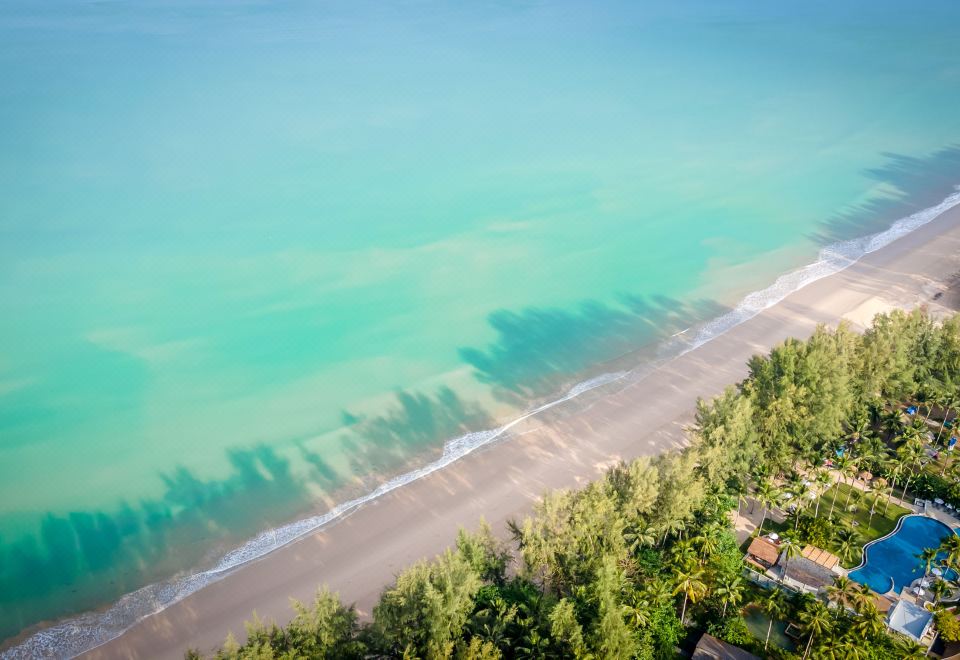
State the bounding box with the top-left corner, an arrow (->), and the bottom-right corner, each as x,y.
192,309 -> 960,659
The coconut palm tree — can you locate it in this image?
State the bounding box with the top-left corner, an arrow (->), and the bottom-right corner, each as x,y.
755,480 -> 779,534
919,547 -> 939,577
671,538 -> 696,566
733,491 -> 749,528
660,517 -> 686,546
826,575 -> 858,617
932,577 -> 951,603
714,574 -> 743,618
624,524 -> 657,553
672,562 -> 707,624
939,534 -> 960,569
846,416 -> 874,444
893,635 -> 930,660
828,456 -> 853,518
840,455 -> 860,510
883,457 -> 904,514
696,523 -> 722,562
778,535 -> 802,585
762,588 -> 787,651
853,601 -> 886,638
898,436 -> 927,502
936,393 -> 958,446
814,469 -> 832,518
852,583 -> 876,614
835,529 -> 859,565
882,408 -> 905,439
866,480 -> 886,529
799,601 -> 833,660
622,589 -> 652,628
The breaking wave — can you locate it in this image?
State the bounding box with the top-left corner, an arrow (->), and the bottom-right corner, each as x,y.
6,188 -> 960,659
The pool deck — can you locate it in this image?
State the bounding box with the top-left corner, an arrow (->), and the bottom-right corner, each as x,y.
923,500 -> 960,530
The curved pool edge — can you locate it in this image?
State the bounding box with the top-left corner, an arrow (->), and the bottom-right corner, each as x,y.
847,512 -> 914,573
847,512 -> 958,595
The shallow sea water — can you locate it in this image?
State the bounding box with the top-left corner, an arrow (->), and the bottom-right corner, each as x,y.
3,0 -> 960,652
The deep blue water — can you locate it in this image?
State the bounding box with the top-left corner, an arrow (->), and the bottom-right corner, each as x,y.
849,515 -> 956,594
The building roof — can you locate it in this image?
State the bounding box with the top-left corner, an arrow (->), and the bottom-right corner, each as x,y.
887,599 -> 933,642
801,545 -> 840,571
746,537 -> 780,566
692,633 -> 761,660
781,556 -> 835,591
873,593 -> 895,614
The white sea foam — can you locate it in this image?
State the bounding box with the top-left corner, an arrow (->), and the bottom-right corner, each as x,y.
6,188 -> 960,659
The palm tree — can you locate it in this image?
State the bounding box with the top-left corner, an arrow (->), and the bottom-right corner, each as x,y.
898,436 -> 926,502
866,480 -> 885,529
799,601 -> 833,660
755,480 -> 779,534
734,491 -> 749,528
714,574 -> 743,618
839,455 -> 860,510
671,538 -> 696,566
761,588 -> 787,651
835,529 -> 859,565
853,601 -> 886,638
919,547 -> 939,577
660,518 -> 686,546
932,577 -> 951,603
828,456 -> 852,518
622,589 -> 652,628
696,523 -> 722,562
851,583 -> 876,613
817,632 -> 866,659
672,563 -> 707,625
893,634 -> 930,660
814,469 -> 832,518
936,393 -> 958,446
778,535 -> 802,585
826,575 -> 858,617
791,480 -> 811,530
625,524 -> 657,553
939,535 -> 960,569
847,416 -> 874,444
883,457 -> 903,514
882,408 -> 905,439
470,596 -> 517,649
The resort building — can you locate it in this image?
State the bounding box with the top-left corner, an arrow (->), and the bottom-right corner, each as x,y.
779,554 -> 837,595
744,536 -> 780,572
692,633 -> 761,660
886,599 -> 935,647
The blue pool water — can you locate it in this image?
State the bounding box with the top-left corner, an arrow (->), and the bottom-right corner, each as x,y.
849,516 -> 956,594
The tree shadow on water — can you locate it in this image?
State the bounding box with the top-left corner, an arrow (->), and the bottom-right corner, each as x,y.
457,294 -> 729,405
338,387 -> 495,474
0,444 -> 318,645
0,384 -> 498,645
810,144 -> 960,246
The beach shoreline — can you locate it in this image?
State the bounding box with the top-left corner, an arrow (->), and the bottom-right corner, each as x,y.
6,196 -> 960,659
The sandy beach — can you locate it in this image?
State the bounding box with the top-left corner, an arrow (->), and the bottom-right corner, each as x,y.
75,202 -> 960,659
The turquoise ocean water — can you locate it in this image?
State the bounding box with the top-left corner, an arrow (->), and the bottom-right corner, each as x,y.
3,0 -> 960,653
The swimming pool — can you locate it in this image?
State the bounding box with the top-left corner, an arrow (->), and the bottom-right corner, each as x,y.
849,515 -> 956,594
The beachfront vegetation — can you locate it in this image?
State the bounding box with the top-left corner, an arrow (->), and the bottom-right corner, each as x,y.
191,309 -> 960,659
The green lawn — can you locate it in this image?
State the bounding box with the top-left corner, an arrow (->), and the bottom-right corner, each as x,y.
822,481 -> 910,543
756,481 -> 909,568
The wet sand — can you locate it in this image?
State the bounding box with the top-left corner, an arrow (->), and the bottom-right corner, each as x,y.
84,203 -> 960,659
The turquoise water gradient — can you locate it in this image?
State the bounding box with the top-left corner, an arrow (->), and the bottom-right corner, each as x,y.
3,0 -> 960,643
